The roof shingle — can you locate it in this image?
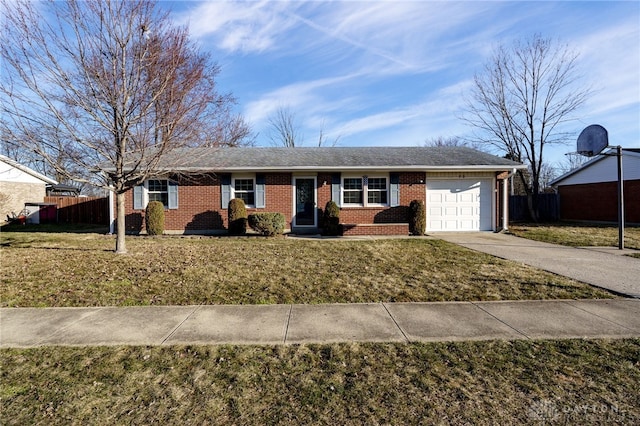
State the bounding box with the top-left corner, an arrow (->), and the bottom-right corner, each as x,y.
152,146 -> 522,172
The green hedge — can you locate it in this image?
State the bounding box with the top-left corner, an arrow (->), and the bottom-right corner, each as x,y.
409,199 -> 426,236
322,200 -> 341,236
145,201 -> 165,236
248,212 -> 285,236
228,198 -> 247,235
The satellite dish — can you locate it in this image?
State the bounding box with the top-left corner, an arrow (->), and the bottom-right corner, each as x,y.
577,124 -> 608,157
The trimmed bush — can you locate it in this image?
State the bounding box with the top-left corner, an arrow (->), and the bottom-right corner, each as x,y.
145,201 -> 165,236
248,212 -> 285,236
409,199 -> 426,236
322,200 -> 341,236
228,198 -> 247,235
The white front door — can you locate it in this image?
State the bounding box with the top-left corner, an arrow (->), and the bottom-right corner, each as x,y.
427,179 -> 493,231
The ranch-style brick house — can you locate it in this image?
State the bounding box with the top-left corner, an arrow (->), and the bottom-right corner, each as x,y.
111,146 -> 525,236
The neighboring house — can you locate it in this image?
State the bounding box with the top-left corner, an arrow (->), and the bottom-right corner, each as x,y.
111,146 -> 525,235
0,155 -> 58,224
550,148 -> 640,224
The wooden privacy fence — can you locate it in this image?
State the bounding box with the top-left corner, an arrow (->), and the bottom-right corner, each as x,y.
44,196 -> 109,225
509,193 -> 559,222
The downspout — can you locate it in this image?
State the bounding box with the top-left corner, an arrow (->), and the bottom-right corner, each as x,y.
503,168 -> 517,232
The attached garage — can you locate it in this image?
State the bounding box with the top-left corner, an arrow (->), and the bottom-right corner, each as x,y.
426,178 -> 494,231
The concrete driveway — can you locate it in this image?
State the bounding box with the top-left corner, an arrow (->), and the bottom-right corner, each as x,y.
436,232 -> 640,298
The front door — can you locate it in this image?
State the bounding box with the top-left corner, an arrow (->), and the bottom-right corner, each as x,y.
294,177 -> 316,227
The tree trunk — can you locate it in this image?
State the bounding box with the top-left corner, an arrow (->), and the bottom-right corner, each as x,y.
115,192 -> 127,254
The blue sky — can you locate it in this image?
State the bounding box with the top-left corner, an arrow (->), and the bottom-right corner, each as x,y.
169,1 -> 639,168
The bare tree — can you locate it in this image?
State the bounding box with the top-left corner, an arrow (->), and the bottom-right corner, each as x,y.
316,120 -> 341,147
268,106 -> 302,147
558,152 -> 589,175
424,136 -> 481,150
268,106 -> 339,147
462,34 -> 591,220
1,0 -> 248,253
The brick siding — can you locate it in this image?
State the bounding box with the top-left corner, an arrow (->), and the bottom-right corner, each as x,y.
121,171 -> 509,234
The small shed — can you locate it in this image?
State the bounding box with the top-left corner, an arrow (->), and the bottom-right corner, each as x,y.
550,148 -> 640,224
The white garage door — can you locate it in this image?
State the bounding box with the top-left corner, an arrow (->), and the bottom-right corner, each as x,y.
427,179 -> 493,231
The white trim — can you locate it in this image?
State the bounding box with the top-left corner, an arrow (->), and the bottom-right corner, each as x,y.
0,154 -> 58,185
341,173 -> 390,208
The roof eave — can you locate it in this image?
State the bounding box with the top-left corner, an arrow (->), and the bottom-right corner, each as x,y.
168,164 -> 525,173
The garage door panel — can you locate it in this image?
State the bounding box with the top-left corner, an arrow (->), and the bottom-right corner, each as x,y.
444,193 -> 457,202
459,206 -> 474,216
444,206 -> 457,216
459,193 -> 475,203
427,179 -> 492,232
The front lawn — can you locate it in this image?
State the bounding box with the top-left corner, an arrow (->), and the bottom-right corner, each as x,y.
0,232 -> 614,307
1,340 -> 638,424
509,223 -> 640,250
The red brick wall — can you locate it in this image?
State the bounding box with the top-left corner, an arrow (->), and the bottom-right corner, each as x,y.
121,171 -> 511,234
558,180 -> 640,223
261,173 -> 292,227
342,223 -> 409,236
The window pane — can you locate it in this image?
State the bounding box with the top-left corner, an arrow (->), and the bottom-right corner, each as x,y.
149,192 -> 168,207
368,191 -> 387,204
148,180 -> 167,192
235,179 -> 254,191
368,178 -> 386,190
237,192 -> 255,206
343,178 -> 362,190
344,190 -> 363,204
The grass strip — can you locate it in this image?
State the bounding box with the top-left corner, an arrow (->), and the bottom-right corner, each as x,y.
1,339 -> 638,424
509,223 -> 640,250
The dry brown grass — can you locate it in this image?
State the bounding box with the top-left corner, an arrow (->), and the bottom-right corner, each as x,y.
509,223 -> 640,250
1,339 -> 638,424
0,232 -> 614,307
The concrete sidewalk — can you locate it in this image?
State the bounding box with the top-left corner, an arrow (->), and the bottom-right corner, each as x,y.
2,299 -> 639,348
436,232 -> 640,298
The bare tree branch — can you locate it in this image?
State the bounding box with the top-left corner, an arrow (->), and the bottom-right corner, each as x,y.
268,106 -> 302,147
461,34 -> 592,220
0,0 -> 250,252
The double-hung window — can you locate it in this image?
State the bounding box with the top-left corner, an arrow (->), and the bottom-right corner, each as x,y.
342,175 -> 388,207
133,179 -> 178,210
367,177 -> 388,205
147,179 -> 169,208
343,178 -> 363,205
233,177 -> 255,207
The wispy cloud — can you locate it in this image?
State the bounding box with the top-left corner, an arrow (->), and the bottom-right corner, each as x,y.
174,1 -> 639,153
177,1 -> 299,53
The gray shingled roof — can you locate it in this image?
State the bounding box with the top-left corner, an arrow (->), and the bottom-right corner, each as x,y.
150,146 -> 523,172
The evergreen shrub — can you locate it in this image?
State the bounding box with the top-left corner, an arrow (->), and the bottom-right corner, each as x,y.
322,200 -> 341,236
228,198 -> 247,235
145,201 -> 165,236
248,212 -> 285,236
409,199 -> 426,235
